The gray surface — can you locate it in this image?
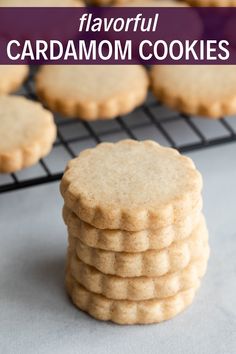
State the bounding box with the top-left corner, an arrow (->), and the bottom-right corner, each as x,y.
0,142 -> 236,354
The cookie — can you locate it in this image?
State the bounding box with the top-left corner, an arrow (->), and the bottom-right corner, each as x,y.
0,65 -> 28,94
86,0 -> 126,4
66,272 -> 199,324
63,200 -> 202,252
184,0 -> 236,6
0,96 -> 56,173
0,0 -> 83,6
69,216 -> 208,277
119,0 -> 187,7
60,140 -> 202,231
87,0 -> 186,6
150,65 -> 236,119
36,66 -> 149,121
68,246 -> 209,300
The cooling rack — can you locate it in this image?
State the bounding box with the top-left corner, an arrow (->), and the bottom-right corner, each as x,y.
1,66 -> 236,193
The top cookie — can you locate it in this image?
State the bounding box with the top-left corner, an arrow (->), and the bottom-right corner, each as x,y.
0,65 -> 28,94
60,140 -> 202,231
36,65 -> 149,121
184,0 -> 236,6
150,65 -> 236,118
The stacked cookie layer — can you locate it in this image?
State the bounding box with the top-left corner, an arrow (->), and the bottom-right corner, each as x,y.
61,139 -> 209,325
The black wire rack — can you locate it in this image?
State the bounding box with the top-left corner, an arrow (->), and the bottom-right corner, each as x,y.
1,67 -> 236,194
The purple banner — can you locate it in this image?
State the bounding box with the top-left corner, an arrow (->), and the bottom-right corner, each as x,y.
0,7 -> 236,64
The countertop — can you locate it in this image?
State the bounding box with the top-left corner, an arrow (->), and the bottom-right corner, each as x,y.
0,142 -> 236,354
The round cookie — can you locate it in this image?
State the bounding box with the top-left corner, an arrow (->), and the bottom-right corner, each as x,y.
86,0 -> 126,4
63,202 -> 202,252
184,0 -> 236,6
68,247 -> 209,300
151,65 -> 236,119
0,66 -> 28,94
118,0 -> 187,6
0,0 -> 83,6
0,96 -> 56,173
60,140 -> 202,231
36,65 -> 149,121
69,216 -> 208,277
87,0 -> 185,6
66,272 -> 199,324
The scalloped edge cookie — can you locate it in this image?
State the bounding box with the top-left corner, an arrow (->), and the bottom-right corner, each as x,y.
118,0 -> 188,7
0,65 -> 29,94
68,246 -> 209,300
184,0 -> 236,6
0,0 -> 84,6
88,0 -> 187,6
0,96 -> 56,173
60,140 -> 202,231
63,202 -> 202,252
36,65 -> 149,121
150,65 -> 236,119
86,0 -> 127,4
66,272 -> 199,324
69,215 -> 208,277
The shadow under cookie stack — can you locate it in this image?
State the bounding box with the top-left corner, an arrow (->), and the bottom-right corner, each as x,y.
60,139 -> 210,325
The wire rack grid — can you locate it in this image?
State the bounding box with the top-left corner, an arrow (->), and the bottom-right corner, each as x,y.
1,67 -> 236,193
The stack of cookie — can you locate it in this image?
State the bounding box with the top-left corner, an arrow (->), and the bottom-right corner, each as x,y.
61,139 -> 209,325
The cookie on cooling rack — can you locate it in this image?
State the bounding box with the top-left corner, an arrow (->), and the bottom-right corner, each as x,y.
36,65 -> 149,121
0,65 -> 28,95
184,0 -> 236,6
0,96 -> 56,173
0,0 -> 84,6
117,0 -> 187,6
85,0 -> 128,5
86,0 -> 186,6
150,65 -> 236,118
